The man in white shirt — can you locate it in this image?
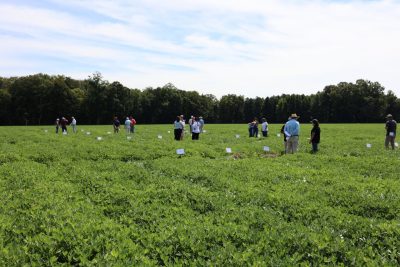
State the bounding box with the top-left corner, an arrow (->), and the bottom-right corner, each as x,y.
191,117 -> 201,140
70,116 -> 77,133
261,118 -> 268,137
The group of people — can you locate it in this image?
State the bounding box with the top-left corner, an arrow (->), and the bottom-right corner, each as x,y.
248,118 -> 269,137
278,112 -> 397,154
174,115 -> 205,141
55,116 -> 77,134
113,116 -> 136,134
278,113 -> 320,154
54,113 -> 397,154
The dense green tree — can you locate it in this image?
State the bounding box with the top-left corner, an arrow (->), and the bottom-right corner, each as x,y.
219,94 -> 245,123
0,74 -> 398,125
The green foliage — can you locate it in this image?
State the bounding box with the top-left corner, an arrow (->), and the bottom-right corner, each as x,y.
0,74 -> 399,125
0,124 -> 399,265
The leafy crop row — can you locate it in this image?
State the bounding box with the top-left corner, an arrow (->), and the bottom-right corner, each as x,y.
0,124 -> 399,265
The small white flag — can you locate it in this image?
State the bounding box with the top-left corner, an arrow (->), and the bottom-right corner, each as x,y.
97,137 -> 102,141
168,131 -> 171,133
44,130 -> 48,133
366,144 -> 372,148
107,132 -> 111,134
263,146 -> 270,152
176,149 -> 185,155
158,135 -> 163,139
226,148 -> 232,153
127,136 -> 132,140
86,132 -> 91,135
235,134 -> 240,138
203,130 -> 207,133
277,134 -> 281,137
395,142 -> 399,147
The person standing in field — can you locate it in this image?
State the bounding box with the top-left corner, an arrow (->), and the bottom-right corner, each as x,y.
248,120 -> 255,137
174,116 -> 183,141
60,117 -> 68,133
191,117 -> 201,140
385,114 -> 397,150
253,118 -> 259,137
309,119 -> 321,153
199,116 -> 205,132
261,118 -> 268,137
113,116 -> 120,133
284,113 -> 300,154
55,118 -> 60,134
189,115 -> 194,134
130,116 -> 136,133
70,116 -> 77,133
280,124 -> 288,152
124,117 -> 131,134
180,115 -> 186,140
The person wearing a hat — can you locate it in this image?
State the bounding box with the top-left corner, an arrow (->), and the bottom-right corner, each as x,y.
284,113 -> 300,154
309,119 -> 321,153
385,114 -> 397,150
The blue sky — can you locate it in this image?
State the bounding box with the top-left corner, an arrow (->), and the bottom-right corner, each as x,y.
1,0 -> 400,97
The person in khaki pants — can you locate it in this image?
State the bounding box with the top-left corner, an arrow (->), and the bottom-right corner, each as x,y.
284,114 -> 300,154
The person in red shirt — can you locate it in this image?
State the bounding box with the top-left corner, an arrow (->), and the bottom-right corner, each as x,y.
130,116 -> 137,133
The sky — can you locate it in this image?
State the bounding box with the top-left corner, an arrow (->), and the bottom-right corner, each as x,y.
1,0 -> 400,98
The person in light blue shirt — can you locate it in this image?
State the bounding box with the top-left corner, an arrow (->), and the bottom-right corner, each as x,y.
284,113 -> 300,153
124,117 -> 131,134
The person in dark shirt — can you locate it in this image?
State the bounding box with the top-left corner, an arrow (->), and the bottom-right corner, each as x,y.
280,124 -> 287,152
309,119 -> 321,153
385,114 -> 397,150
113,116 -> 120,133
60,117 -> 68,133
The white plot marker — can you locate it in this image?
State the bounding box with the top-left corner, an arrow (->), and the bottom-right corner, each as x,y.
203,130 -> 207,133
366,144 -> 372,148
168,131 -> 171,133
96,137 -> 102,141
127,136 -> 132,140
44,130 -> 48,133
107,132 -> 111,134
263,146 -> 270,152
176,149 -> 185,155
226,147 -> 232,153
277,133 -> 281,137
395,142 -> 399,147
86,132 -> 91,135
158,135 -> 163,139
235,134 -> 240,139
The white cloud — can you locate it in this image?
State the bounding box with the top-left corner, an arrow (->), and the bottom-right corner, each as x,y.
0,0 -> 400,97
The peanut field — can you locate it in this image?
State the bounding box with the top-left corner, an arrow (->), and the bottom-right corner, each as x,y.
0,124 -> 399,266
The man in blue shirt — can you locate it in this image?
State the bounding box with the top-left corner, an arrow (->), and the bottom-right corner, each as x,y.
284,113 -> 300,154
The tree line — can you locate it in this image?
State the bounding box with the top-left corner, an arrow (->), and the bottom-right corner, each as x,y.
0,72 -> 399,125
